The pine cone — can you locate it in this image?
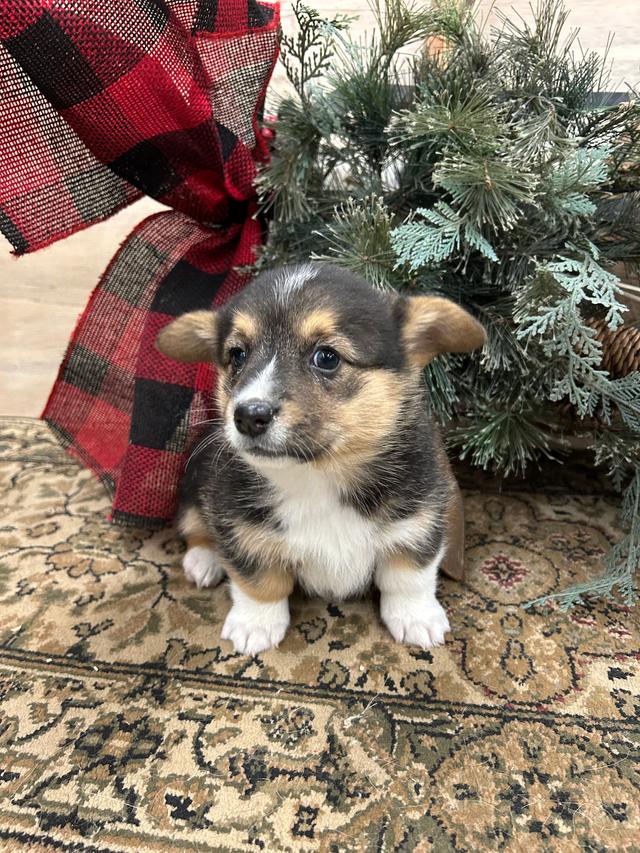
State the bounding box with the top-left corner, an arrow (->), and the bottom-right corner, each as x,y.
587,319 -> 640,378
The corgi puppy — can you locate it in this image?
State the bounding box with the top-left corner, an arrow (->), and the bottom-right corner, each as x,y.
157,263 -> 485,656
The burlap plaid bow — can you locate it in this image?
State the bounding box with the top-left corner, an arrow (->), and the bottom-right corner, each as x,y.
0,0 -> 280,526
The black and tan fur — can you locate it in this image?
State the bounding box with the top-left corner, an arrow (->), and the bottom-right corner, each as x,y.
157,263 -> 485,655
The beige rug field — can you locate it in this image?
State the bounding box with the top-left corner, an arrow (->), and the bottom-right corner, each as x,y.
1,417 -> 639,851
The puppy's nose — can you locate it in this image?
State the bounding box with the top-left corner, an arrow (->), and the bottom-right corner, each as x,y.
234,399 -> 275,437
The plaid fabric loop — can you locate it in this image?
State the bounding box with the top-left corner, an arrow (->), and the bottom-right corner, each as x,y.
0,0 -> 280,525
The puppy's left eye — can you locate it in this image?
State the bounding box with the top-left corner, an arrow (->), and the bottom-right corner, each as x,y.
312,347 -> 340,372
228,347 -> 247,369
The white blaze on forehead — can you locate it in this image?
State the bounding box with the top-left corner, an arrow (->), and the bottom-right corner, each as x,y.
273,263 -> 318,304
235,354 -> 277,404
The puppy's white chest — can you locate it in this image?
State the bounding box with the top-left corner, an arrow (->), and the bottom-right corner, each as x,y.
269,468 -> 377,600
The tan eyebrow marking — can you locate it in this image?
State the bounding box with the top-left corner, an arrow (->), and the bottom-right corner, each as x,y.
231,311 -> 259,341
298,308 -> 338,341
297,310 -> 359,361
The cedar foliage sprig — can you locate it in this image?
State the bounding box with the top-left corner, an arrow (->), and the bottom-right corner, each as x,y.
258,0 -> 640,607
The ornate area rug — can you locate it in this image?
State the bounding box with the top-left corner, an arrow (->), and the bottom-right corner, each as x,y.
1,417 -> 639,851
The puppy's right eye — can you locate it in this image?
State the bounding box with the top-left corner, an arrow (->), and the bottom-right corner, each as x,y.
228,347 -> 247,369
312,347 -> 340,372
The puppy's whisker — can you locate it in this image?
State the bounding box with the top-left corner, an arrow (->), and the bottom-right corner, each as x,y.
191,417 -> 219,429
185,433 -> 219,469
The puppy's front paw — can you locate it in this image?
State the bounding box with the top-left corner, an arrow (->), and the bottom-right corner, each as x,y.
221,598 -> 290,656
381,595 -> 450,649
183,546 -> 225,589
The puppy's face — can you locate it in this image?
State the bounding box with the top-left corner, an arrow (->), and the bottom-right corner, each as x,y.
157,264 -> 485,469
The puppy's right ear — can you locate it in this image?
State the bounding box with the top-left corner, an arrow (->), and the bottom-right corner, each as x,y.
156,311 -> 217,363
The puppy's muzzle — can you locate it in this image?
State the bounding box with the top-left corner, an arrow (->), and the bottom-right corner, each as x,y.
234,399 -> 277,438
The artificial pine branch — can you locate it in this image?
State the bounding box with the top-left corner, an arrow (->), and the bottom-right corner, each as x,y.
279,2 -> 352,99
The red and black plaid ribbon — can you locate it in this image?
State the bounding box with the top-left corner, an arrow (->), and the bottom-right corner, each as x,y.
0,0 -> 280,526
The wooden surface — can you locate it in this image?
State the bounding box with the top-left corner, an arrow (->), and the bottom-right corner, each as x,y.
1,1 -> 638,416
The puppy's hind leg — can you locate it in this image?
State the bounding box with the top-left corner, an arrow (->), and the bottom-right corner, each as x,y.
178,506 -> 225,589
183,545 -> 225,589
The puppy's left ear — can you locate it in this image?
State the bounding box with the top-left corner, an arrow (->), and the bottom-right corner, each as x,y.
401,296 -> 486,368
156,310 -> 217,363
